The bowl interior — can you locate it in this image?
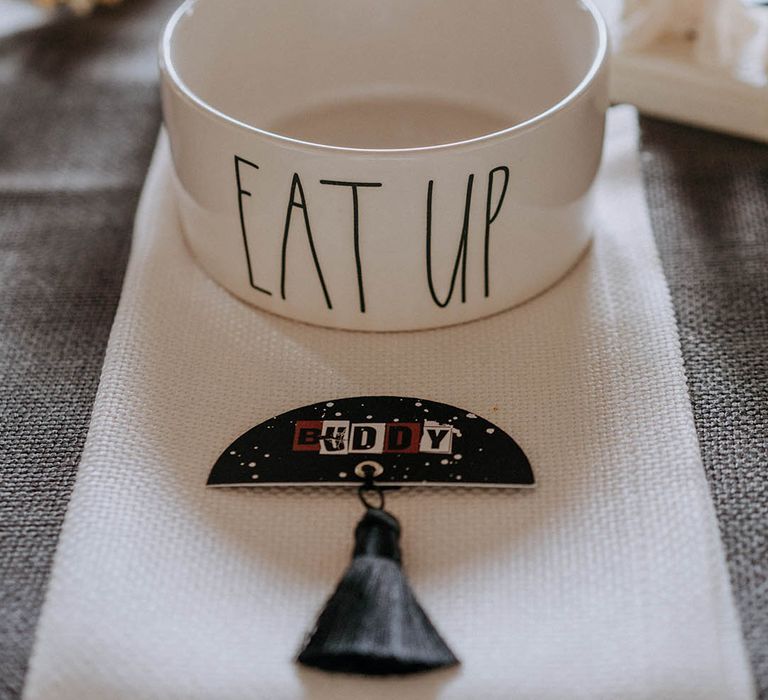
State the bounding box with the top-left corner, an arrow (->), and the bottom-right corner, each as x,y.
165,0 -> 604,149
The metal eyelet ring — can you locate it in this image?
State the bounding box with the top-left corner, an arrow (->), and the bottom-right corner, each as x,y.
358,484 -> 386,510
355,460 -> 386,510
354,460 -> 384,479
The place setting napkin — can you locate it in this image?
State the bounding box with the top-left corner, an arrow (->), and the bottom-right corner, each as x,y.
22,106 -> 755,699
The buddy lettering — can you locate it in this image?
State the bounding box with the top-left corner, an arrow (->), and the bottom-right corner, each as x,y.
292,420 -> 455,455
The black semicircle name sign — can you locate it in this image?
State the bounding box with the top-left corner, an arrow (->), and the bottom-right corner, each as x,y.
207,396 -> 534,488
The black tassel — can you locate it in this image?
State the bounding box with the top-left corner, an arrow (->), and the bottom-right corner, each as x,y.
297,493 -> 459,675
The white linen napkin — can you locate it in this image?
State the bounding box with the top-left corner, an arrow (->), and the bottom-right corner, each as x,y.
23,106 -> 754,700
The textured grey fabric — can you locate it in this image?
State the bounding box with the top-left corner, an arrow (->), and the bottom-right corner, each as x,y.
0,3 -> 765,698
641,117 -> 768,700
0,3 -> 172,698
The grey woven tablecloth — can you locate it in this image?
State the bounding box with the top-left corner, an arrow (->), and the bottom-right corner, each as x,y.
0,3 -> 765,699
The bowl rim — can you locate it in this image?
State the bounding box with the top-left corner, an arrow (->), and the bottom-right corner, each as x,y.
159,0 -> 609,155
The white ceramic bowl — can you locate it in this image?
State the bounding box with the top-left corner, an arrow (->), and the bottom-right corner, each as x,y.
160,0 -> 608,331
